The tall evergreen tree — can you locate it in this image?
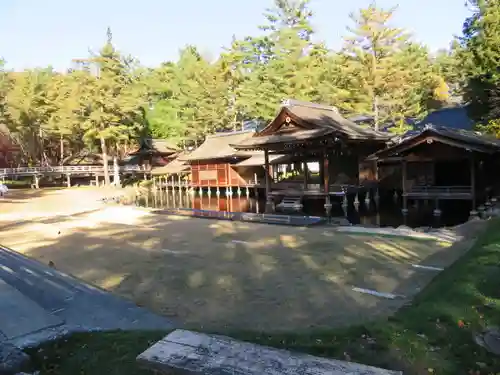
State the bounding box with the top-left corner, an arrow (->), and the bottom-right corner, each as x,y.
78,28 -> 147,184
460,0 -> 500,133
341,3 -> 412,130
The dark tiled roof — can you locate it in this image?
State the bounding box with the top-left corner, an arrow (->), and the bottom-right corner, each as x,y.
130,138 -> 180,156
234,128 -> 334,149
369,124 -> 500,160
424,124 -> 500,148
234,100 -> 390,149
417,106 -> 474,130
284,100 -> 390,140
181,130 -> 255,161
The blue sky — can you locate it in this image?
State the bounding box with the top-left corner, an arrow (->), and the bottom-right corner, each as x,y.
0,0 -> 471,71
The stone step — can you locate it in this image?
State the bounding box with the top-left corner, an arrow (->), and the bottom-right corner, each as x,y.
137,329 -> 401,375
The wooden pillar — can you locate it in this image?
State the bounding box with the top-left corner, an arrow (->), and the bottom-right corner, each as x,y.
264,149 -> 274,212
66,174 -> 71,188
323,152 -> 332,218
33,175 -> 40,189
319,157 -> 325,188
402,160 -> 408,215
323,153 -> 330,194
471,153 -> 476,211
303,161 -> 309,190
216,168 -> 220,196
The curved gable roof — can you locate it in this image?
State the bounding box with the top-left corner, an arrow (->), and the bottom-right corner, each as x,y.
181,130 -> 255,161
234,100 -> 390,150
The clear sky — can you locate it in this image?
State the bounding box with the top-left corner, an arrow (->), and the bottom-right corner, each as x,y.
0,0 -> 471,71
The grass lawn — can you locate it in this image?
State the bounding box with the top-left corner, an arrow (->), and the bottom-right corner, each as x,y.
230,218 -> 500,375
24,219 -> 500,375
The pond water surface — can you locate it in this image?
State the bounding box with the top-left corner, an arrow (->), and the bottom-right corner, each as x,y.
138,189 -> 472,228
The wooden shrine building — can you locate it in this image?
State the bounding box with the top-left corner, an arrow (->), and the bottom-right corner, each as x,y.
180,130 -> 287,191
369,124 -> 500,216
128,138 -> 180,168
151,151 -> 191,187
232,99 -> 391,214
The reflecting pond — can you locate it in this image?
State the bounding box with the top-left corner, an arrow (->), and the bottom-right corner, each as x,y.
138,189 -> 472,228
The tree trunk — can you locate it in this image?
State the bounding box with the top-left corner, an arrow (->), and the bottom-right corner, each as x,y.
60,135 -> 64,165
100,136 -> 110,186
373,94 -> 379,132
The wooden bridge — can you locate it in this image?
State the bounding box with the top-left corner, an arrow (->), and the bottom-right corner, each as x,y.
0,165 -> 151,189
0,165 -> 148,177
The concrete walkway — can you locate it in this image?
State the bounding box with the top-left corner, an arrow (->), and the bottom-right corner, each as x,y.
0,244 -> 175,349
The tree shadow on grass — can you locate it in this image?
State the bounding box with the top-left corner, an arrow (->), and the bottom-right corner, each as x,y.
1,210 -> 497,374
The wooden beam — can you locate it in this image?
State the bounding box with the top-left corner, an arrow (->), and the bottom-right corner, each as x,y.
303,161 -> 308,190
402,160 -> 408,212
264,150 -> 271,197
471,153 -> 476,210
323,152 -> 329,194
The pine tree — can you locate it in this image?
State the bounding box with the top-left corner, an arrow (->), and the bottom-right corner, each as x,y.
78,28 -> 147,184
460,0 -> 500,129
341,3 -> 411,130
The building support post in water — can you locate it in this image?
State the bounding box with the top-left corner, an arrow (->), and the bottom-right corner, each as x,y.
341,187 -> 348,215
365,189 -> 370,206
33,174 -> 40,189
264,149 -> 274,213
246,187 -> 250,197
95,174 -> 99,187
354,192 -> 360,208
66,173 -> 71,188
401,160 -> 408,215
323,152 -> 332,219
433,199 -> 441,215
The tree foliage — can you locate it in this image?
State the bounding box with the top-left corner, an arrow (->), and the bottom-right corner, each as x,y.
2,0 -> 489,176
459,0 -> 500,133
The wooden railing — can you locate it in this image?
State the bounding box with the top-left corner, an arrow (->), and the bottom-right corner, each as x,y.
405,185 -> 472,196
0,165 -> 149,175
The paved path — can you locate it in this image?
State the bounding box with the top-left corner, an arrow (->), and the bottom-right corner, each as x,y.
0,244 -> 175,348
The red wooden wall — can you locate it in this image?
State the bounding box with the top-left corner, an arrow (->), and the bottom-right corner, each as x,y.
190,162 -> 247,187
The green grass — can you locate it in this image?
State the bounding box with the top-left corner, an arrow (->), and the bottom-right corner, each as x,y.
25,220 -> 500,375
1,179 -> 32,187
25,331 -> 169,375
229,219 -> 500,375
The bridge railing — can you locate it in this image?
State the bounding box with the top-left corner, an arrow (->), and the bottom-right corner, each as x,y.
0,164 -> 150,175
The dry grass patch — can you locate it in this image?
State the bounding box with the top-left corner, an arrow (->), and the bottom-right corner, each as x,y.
1,204 -> 456,332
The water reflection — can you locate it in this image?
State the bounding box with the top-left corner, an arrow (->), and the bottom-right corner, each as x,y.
138,189 -> 471,228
